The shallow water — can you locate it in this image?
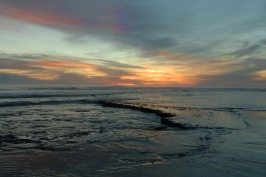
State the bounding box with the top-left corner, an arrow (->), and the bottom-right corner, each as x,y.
0,86 -> 266,176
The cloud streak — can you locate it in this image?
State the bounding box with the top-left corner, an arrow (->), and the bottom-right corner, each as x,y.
1,0 -> 266,87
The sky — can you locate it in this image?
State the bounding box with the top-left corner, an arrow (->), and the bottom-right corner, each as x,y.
0,0 -> 266,87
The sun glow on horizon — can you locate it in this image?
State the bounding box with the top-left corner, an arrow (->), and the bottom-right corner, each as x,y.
253,70 -> 266,81
120,65 -> 202,86
1,1 -> 266,87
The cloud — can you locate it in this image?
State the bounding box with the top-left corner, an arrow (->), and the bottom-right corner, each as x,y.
0,53 -> 143,85
1,0 -> 266,56
0,73 -> 55,85
253,70 -> 266,81
1,0 -> 266,87
96,59 -> 143,69
197,71 -> 266,88
0,0 -> 179,55
0,71 -> 143,86
196,58 -> 266,87
1,52 -> 266,87
230,39 -> 266,57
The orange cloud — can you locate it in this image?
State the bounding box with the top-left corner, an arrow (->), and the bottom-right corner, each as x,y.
121,74 -> 199,86
11,10 -> 85,26
28,61 -> 106,78
253,70 -> 266,81
115,83 -> 137,86
0,5 -> 128,33
155,50 -> 242,76
118,54 -> 241,86
120,65 -> 202,86
0,60 -> 107,81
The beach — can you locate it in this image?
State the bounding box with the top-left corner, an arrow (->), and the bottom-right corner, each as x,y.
0,87 -> 266,176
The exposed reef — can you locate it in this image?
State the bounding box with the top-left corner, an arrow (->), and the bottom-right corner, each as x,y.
99,100 -> 196,130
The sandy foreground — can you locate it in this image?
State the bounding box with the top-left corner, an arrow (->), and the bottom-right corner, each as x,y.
112,111 -> 266,177
0,111 -> 265,177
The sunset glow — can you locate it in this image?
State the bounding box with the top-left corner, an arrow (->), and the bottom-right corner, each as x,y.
254,70 -> 266,81
28,61 -> 107,78
13,10 -> 86,26
0,0 -> 265,87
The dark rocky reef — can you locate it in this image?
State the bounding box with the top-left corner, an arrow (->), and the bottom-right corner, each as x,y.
99,100 -> 196,130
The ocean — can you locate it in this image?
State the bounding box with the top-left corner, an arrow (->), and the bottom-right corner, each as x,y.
0,86 -> 266,177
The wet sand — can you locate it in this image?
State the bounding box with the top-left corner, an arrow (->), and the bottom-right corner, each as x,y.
114,111 -> 266,177
1,111 -> 265,177
1,97 -> 266,177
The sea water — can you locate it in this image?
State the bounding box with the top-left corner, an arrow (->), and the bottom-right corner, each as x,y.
0,86 -> 266,176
